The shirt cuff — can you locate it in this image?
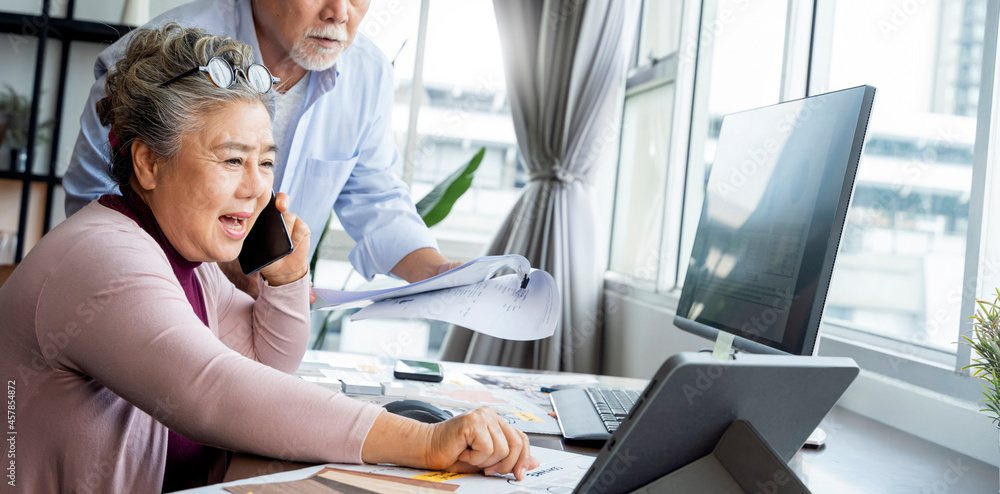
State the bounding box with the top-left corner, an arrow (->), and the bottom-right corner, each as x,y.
259,271 -> 311,294
349,220 -> 439,280
336,399 -> 386,464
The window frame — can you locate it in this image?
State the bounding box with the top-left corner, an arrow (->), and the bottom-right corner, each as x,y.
607,0 -> 1000,402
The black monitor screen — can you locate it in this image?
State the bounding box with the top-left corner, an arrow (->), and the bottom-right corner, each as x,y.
675,86 -> 876,356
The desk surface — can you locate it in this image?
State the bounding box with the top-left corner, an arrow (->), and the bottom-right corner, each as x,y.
226,353 -> 999,493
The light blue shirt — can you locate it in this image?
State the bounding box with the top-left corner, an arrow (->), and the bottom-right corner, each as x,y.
63,0 -> 437,280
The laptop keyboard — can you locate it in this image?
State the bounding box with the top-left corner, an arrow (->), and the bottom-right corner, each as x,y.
585,388 -> 640,433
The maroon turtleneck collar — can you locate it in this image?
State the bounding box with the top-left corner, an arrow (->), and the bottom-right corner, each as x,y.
98,188 -> 207,326
98,188 -> 222,490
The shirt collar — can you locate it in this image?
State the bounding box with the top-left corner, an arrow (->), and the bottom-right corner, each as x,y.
99,187 -> 201,271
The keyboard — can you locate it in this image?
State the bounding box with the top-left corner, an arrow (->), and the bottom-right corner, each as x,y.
549,387 -> 641,440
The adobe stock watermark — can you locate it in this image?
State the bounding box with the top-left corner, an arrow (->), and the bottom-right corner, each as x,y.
543,0 -> 585,29
711,97 -> 825,200
680,356 -> 735,405
682,286 -> 792,405
753,466 -> 801,494
920,457 -> 971,494
360,0 -> 405,39
878,0 -> 931,41
679,0 -> 762,69
75,453 -> 119,494
862,123 -> 984,374
15,291 -> 113,386
5,0 -> 91,54
845,125 -> 960,238
589,448 -> 641,493
560,243 -> 655,363
6,380 -> 14,488
236,436 -> 323,486
885,254 -> 1000,374
739,286 -> 794,340
405,73 -> 506,174
77,394 -> 180,492
377,313 -> 428,360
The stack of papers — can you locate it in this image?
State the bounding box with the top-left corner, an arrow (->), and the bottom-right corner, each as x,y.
313,255 -> 560,341
179,446 -> 594,493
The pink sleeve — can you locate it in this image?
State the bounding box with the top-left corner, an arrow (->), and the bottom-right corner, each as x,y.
203,264 -> 311,374
35,231 -> 384,464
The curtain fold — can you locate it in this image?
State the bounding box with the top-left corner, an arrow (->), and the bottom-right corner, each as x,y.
439,0 -> 639,373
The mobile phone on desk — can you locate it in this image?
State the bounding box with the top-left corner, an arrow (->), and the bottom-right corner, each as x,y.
394,359 -> 445,383
238,191 -> 293,276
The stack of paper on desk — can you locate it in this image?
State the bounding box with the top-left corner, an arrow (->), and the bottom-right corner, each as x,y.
294,357 -> 566,435
179,446 -> 593,493
313,255 -> 559,341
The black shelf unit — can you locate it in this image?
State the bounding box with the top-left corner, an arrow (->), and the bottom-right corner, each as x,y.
0,0 -> 133,262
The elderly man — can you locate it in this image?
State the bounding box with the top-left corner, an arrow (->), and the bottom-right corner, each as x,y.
64,0 -> 455,284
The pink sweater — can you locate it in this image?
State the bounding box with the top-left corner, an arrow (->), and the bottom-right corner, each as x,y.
0,202 -> 383,493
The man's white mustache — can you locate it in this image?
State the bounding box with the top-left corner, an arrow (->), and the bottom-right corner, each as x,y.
304,26 -> 349,42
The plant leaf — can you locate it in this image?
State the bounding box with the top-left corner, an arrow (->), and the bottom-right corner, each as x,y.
415,147 -> 485,228
309,210 -> 335,283
962,291 -> 1000,424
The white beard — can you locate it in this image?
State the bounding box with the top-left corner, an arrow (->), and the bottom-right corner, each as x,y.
290,38 -> 344,71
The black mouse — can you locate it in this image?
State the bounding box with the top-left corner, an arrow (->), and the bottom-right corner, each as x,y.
383,399 -> 453,424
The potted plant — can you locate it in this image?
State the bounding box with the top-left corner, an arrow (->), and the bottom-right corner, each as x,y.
963,290 -> 1000,426
0,84 -> 53,173
0,85 -> 31,172
963,291 -> 1000,489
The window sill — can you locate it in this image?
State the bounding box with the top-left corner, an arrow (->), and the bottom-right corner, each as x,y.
604,271 -> 981,401
603,271 -> 997,466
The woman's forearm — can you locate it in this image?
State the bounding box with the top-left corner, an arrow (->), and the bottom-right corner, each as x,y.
361,411 -> 433,467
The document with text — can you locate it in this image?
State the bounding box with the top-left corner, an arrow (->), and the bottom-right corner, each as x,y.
313,255 -> 559,341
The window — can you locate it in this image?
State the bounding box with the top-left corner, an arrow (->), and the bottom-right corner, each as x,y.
406,0 -> 520,260
609,0 -> 996,399
637,0 -> 684,63
315,0 -> 520,274
607,0 -> 789,288
607,0 -> 685,284
677,0 -> 788,289
812,0 -> 984,360
609,84 -> 674,282
311,0 -> 519,358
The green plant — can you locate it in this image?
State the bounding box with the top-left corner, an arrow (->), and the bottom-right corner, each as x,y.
963,289 -> 1000,427
415,146 -> 485,227
0,84 -> 52,148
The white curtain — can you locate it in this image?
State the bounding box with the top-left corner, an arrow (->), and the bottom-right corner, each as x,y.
440,0 -> 639,372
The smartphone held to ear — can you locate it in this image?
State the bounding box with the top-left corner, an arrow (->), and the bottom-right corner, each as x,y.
238,191 -> 294,276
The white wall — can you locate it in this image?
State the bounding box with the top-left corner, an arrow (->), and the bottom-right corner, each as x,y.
602,287 -> 706,378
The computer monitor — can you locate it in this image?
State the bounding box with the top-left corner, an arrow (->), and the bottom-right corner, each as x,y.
674,85 -> 876,356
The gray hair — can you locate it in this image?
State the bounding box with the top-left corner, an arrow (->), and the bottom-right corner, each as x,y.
96,22 -> 275,188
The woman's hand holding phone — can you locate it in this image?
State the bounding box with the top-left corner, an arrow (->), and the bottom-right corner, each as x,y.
258,192 -> 311,287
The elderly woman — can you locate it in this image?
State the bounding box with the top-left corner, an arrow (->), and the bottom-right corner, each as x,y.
0,24 -> 536,492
